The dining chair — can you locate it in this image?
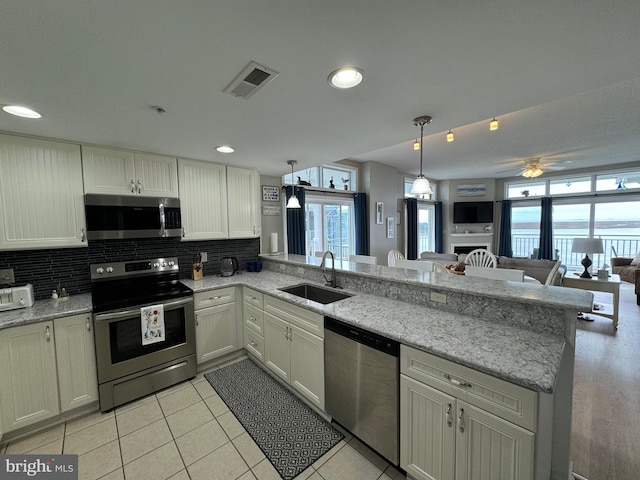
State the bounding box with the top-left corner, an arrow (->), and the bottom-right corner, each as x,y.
395,259 -> 434,271
544,260 -> 563,285
387,249 -> 404,267
465,249 -> 497,268
465,265 -> 525,282
348,254 -> 378,265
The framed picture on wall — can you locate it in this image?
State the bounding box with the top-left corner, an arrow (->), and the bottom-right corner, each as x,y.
262,185 -> 280,202
376,202 -> 384,224
387,217 -> 395,238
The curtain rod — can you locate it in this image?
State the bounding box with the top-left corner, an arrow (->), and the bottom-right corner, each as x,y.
289,185 -> 355,197
496,190 -> 640,202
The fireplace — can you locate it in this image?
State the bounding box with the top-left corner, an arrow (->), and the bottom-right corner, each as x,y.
451,242 -> 492,255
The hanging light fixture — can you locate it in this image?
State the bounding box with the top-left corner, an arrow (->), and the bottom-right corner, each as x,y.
446,129 -> 454,143
413,139 -> 420,150
285,160 -> 301,209
489,117 -> 499,131
522,165 -> 543,178
410,115 -> 433,196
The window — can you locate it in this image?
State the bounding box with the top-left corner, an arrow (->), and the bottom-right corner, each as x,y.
595,171 -> 640,191
305,195 -> 354,260
506,181 -> 545,199
594,200 -> 640,259
417,203 -> 435,253
511,204 -> 541,258
552,203 -> 591,264
549,176 -> 591,195
283,164 -> 357,191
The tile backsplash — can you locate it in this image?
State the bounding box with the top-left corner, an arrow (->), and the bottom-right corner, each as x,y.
0,237 -> 260,300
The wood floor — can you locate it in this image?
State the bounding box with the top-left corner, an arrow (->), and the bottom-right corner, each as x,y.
571,282 -> 640,480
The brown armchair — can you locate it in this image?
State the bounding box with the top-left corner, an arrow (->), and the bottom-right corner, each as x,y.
611,257 -> 640,305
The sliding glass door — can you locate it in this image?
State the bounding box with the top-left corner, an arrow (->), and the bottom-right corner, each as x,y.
305,196 -> 354,260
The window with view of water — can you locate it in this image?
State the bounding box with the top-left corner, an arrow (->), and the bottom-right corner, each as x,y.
594,201 -> 640,261
511,204 -> 541,258
552,203 -> 591,265
417,203 -> 435,253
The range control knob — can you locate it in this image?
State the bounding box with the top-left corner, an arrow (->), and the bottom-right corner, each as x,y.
168,261 -> 175,266
153,263 -> 160,268
96,267 -> 105,274
106,267 -> 114,273
161,262 -> 167,267
19,298 -> 26,306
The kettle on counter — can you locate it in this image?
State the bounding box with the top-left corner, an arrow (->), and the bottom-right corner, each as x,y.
220,256 -> 239,277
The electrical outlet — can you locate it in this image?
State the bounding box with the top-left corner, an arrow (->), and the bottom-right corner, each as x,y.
200,252 -> 208,262
0,268 -> 15,285
297,267 -> 305,275
430,291 -> 447,304
279,264 -> 286,271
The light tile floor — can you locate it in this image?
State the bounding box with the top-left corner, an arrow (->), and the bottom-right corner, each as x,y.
0,357 -> 406,480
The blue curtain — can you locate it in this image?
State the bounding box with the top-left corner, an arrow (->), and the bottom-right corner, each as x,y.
285,186 -> 305,255
353,193 -> 369,255
538,196 -> 554,260
498,200 -> 513,257
406,198 -> 418,259
434,202 -> 443,253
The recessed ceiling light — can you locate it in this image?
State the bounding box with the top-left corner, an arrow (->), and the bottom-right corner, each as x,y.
216,145 -> 235,153
328,67 -> 365,89
2,105 -> 42,119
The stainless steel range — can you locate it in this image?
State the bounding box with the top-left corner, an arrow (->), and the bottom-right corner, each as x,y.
90,257 -> 196,411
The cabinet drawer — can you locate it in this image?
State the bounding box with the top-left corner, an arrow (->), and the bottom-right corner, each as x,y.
401,345 -> 537,431
194,287 -> 236,309
244,327 -> 264,362
244,303 -> 264,335
243,287 -> 263,309
264,295 -> 324,338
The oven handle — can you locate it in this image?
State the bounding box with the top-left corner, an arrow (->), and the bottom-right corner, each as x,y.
94,297 -> 193,322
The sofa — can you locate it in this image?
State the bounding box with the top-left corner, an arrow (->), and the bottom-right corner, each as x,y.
611,257 -> 640,305
496,256 -> 563,285
420,251 -> 459,262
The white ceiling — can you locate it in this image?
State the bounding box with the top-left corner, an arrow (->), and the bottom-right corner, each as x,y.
1,0 -> 640,180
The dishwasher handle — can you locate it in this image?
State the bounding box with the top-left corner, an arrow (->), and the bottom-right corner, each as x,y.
325,316 -> 399,356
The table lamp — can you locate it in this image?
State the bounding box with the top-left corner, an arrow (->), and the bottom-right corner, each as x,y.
571,238 -> 604,278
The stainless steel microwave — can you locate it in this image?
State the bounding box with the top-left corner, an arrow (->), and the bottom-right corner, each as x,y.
84,194 -> 182,240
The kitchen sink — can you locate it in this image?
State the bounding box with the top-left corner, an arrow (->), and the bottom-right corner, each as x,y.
279,283 -> 353,304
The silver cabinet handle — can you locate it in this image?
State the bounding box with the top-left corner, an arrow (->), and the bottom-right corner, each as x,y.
250,341 -> 257,347
249,295 -> 256,300
45,325 -> 51,343
444,373 -> 472,388
195,314 -> 199,327
130,179 -> 135,193
249,316 -> 257,322
182,227 -> 187,237
458,408 -> 465,433
137,180 -> 142,194
80,228 -> 86,242
446,403 -> 453,428
86,317 -> 91,332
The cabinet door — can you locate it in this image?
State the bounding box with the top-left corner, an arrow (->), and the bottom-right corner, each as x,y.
82,146 -> 136,195
455,401 -> 534,480
289,324 -> 324,410
263,311 -> 291,383
227,166 -> 259,238
0,322 -> 59,432
54,314 -> 98,412
195,303 -> 238,364
178,159 -> 228,239
0,134 -> 87,250
400,375 -> 456,480
133,153 -> 179,197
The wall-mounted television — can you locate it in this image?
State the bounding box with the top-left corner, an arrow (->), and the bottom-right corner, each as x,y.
453,201 -> 494,224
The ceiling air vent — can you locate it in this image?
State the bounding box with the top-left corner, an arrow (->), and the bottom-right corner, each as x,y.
223,61 -> 279,99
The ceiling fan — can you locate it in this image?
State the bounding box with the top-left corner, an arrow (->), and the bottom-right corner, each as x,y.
498,157 -> 566,178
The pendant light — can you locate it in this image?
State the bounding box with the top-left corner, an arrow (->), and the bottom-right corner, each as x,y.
446,130 -> 454,142
410,116 -> 433,196
489,117 -> 499,131
285,160 -> 301,209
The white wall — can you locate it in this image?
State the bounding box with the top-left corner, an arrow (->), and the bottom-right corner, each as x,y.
259,174 -> 285,254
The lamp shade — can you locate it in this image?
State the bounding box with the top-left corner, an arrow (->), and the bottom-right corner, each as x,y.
571,238 -> 604,254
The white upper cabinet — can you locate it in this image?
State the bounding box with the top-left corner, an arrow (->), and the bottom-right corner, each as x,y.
0,134 -> 87,250
178,159 -> 228,240
227,166 -> 260,238
82,146 -> 178,197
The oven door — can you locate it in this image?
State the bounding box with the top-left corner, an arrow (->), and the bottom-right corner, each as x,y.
93,297 -> 195,384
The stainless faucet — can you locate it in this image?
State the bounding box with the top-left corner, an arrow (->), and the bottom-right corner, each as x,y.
320,250 -> 338,288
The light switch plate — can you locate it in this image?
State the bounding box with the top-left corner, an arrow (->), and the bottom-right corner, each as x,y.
0,268 -> 15,285
430,291 -> 447,304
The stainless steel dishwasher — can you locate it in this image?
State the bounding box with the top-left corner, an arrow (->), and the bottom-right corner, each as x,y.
324,317 -> 399,465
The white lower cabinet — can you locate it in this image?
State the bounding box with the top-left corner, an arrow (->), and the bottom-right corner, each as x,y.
54,314 -> 98,412
0,321 -> 60,432
243,288 -> 265,362
263,295 -> 325,410
194,288 -> 239,364
400,345 -> 535,480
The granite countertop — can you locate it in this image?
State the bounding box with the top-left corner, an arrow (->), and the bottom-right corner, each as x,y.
182,271 -> 566,393
0,293 -> 93,330
1,269 -> 568,393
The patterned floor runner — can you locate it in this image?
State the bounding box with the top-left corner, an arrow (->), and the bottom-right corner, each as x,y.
205,359 -> 343,480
